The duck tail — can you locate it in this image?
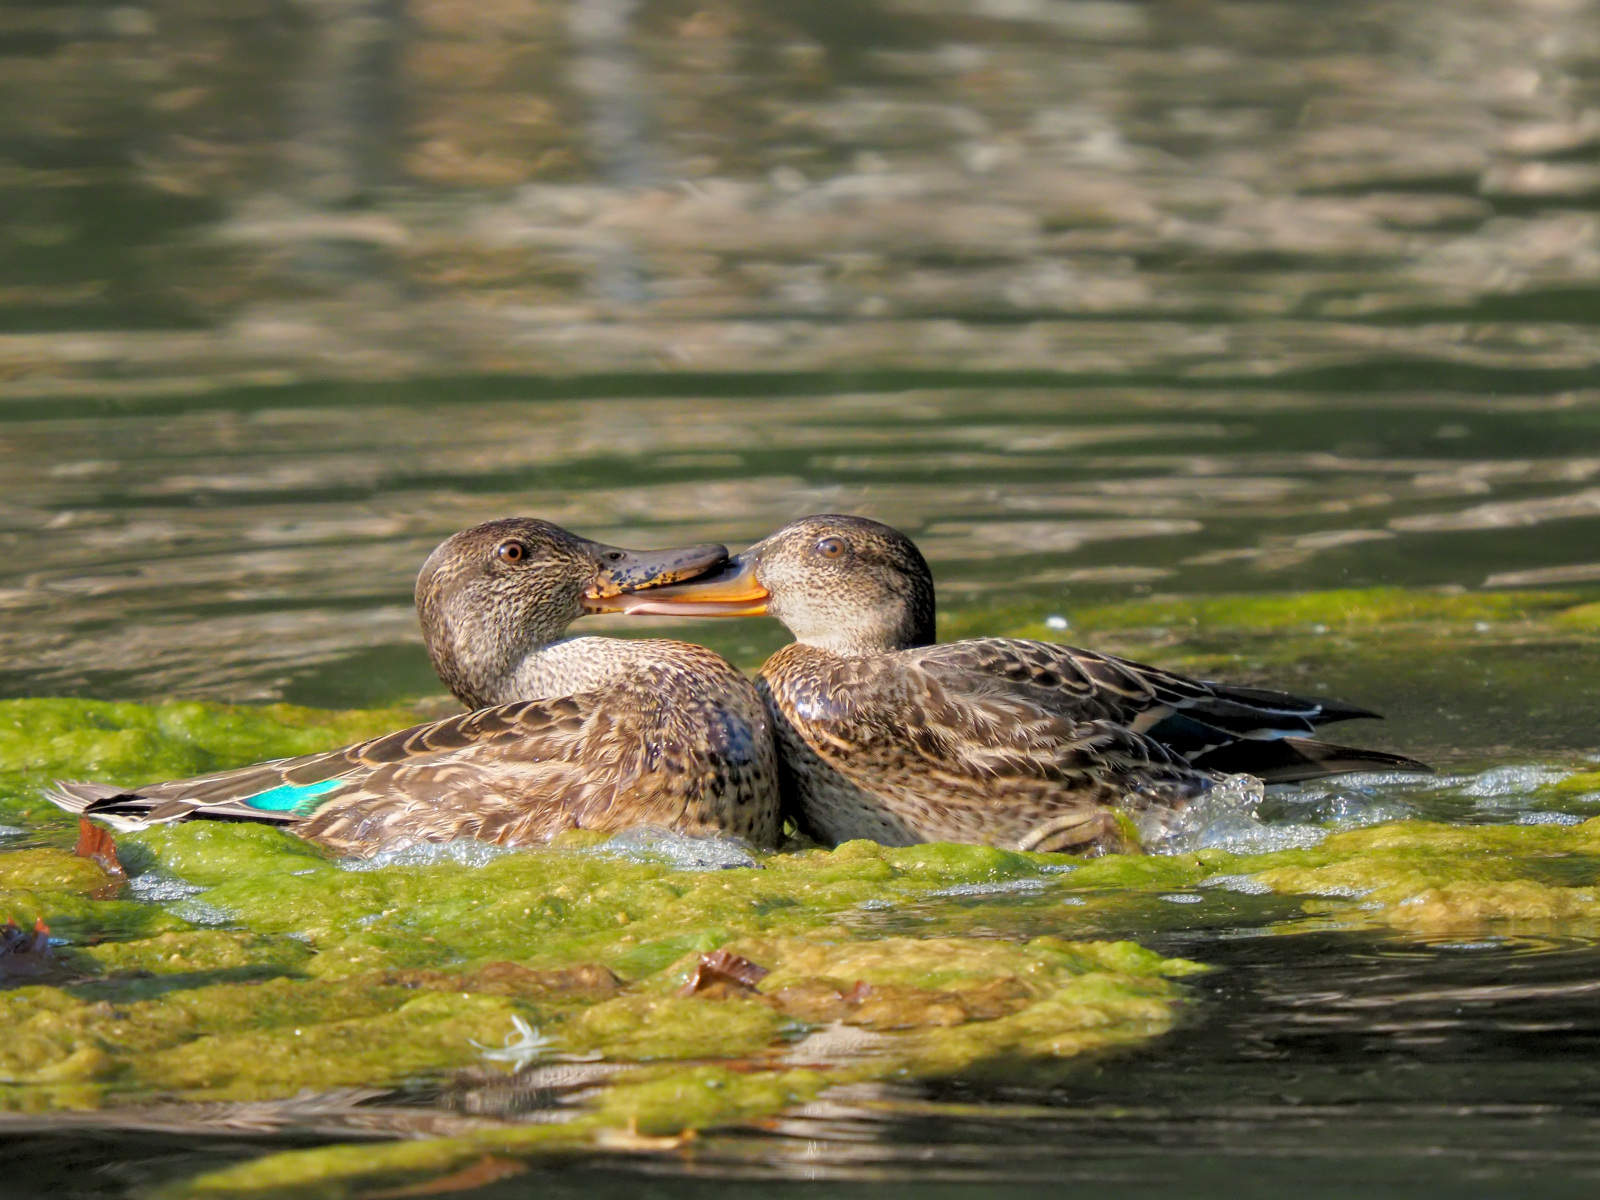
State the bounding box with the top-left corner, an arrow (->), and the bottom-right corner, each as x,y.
43,781 -> 123,813
43,781 -> 302,832
1199,682 -> 1382,728
1189,737 -> 1431,785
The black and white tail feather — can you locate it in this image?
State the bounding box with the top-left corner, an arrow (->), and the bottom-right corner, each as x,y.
42,701 -> 543,837
44,778 -> 318,832
913,638 -> 1430,784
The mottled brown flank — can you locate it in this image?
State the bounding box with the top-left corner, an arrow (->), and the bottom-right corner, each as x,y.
301,641 -> 778,853
63,641 -> 778,855
759,641 -> 1206,853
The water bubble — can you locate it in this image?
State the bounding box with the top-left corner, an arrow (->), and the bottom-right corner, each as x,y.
1202,874 -> 1273,895
1513,811 -> 1585,826
340,840 -> 516,872
926,877 -> 1052,898
128,871 -> 206,902
169,898 -> 237,926
596,827 -> 761,871
1140,773 -> 1266,853
1453,765 -> 1567,802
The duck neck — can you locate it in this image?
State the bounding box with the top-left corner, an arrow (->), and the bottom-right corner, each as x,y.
789,601 -> 934,659
477,636 -> 660,706
796,628 -> 903,658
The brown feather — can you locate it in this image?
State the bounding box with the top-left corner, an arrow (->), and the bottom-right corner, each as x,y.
50,642 -> 779,857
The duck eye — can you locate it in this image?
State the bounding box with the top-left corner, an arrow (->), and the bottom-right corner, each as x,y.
603,551 -> 624,563
496,541 -> 526,564
816,537 -> 847,559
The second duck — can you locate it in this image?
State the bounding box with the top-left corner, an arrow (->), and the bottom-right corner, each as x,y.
616,514 -> 1427,855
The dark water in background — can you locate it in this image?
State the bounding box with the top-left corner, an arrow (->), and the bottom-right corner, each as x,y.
6,0 -> 1600,1195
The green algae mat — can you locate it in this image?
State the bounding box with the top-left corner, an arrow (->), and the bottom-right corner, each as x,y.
4,587 -> 1600,1199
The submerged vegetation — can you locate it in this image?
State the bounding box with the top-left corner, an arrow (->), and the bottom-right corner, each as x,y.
2,587 -> 1599,1196
943,584 -> 1600,679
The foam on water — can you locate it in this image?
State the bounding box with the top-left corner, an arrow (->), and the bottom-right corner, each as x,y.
1140,767 -> 1440,856
1138,773 -> 1260,849
1300,883 -> 1374,898
1202,874 -> 1275,895
168,897 -> 238,926
339,839 -> 518,872
127,871 -> 207,902
595,826 -> 761,871
1451,765 -> 1569,800
926,878 -> 1052,898
1157,759 -> 1600,851
1514,811 -> 1586,826
1194,815 -> 1329,854
1141,773 -> 1273,854
1411,762 -> 1600,824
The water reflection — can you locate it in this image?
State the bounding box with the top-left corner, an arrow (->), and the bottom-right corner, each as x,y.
3,1 -> 1600,376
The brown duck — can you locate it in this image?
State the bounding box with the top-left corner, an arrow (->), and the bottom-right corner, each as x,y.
615,514 -> 1427,854
47,519 -> 780,855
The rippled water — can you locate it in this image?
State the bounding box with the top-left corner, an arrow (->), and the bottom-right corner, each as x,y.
7,0 -> 1600,1195
5,383 -> 1600,711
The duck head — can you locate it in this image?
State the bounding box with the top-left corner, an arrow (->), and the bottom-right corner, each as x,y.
417,518 -> 727,707
614,514 -> 935,655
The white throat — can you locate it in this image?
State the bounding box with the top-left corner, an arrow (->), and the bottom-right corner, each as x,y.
494,636 -> 663,703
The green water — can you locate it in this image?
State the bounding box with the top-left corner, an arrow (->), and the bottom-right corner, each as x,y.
8,0 -> 1600,1195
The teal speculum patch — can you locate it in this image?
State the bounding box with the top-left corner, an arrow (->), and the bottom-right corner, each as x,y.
241,778 -> 345,815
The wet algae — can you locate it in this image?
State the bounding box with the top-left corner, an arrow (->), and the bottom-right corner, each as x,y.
1,587 -> 1598,1197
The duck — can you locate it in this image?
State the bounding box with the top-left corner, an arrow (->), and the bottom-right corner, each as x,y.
612,514 -> 1428,855
47,518 -> 780,856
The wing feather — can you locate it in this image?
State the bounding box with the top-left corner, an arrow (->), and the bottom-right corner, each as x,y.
781,649 -> 1199,802
48,647 -> 779,853
900,638 -> 1423,777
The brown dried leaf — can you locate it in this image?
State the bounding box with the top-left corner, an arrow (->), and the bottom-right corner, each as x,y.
677,948 -> 770,998
75,817 -> 126,898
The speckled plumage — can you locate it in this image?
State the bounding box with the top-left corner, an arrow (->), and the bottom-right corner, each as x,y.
48,520 -> 780,855
621,514 -> 1428,855
756,641 -> 1206,852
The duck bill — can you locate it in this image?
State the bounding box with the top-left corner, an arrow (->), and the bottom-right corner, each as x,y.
602,555 -> 770,617
580,541 -> 730,612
